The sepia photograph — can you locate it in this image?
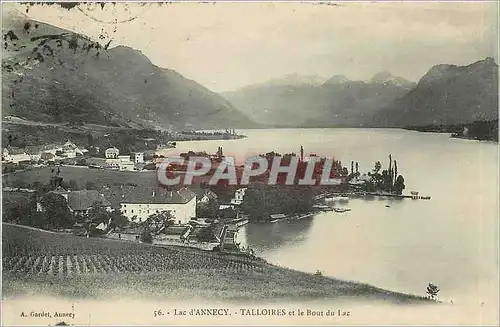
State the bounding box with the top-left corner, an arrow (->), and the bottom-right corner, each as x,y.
1,1 -> 498,325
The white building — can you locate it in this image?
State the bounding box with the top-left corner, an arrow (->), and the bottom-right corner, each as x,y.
42,144 -> 64,156
105,147 -> 120,159
118,155 -> 131,162
2,147 -> 31,164
118,155 -> 134,171
230,188 -> 247,205
120,187 -> 196,225
25,147 -> 42,162
219,188 -> 247,210
119,161 -> 135,171
60,141 -> 86,158
2,148 -> 9,161
105,154 -> 135,171
134,152 -> 144,164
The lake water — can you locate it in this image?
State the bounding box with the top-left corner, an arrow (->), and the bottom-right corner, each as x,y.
160,128 -> 498,307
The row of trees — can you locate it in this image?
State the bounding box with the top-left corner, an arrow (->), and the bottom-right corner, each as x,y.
2,190 -> 129,235
363,155 -> 406,194
3,192 -> 74,229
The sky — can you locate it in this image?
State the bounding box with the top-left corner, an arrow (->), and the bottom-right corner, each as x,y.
4,1 -> 499,92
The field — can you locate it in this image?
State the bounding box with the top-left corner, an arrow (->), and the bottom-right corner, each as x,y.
3,223 -> 430,303
2,166 -> 158,190
3,223 -> 259,275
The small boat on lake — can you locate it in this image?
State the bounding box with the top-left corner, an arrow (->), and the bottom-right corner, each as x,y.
333,207 -> 351,213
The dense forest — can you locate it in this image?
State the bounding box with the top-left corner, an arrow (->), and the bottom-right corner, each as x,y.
241,184 -> 316,220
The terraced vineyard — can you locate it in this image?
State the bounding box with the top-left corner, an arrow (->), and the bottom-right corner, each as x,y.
2,223 -> 263,276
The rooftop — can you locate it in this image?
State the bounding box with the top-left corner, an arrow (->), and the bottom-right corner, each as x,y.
67,190 -> 111,211
122,186 -> 196,204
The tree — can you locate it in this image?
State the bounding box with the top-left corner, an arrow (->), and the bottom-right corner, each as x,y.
393,175 -> 406,195
86,201 -> 110,226
196,224 -> 217,242
140,228 -> 153,243
3,199 -> 35,224
426,283 -> 440,301
196,202 -> 218,219
144,211 -> 175,235
242,185 -> 315,220
2,163 -> 16,174
108,210 -> 129,231
381,170 -> 393,192
39,193 -> 73,228
373,161 -> 382,174
219,207 -> 237,219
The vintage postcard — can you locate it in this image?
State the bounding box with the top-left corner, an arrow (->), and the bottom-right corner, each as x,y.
1,1 -> 498,326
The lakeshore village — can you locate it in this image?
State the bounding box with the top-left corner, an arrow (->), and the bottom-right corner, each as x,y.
2,136 -> 424,255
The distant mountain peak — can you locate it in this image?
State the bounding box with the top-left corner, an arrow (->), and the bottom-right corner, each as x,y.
370,71 -> 412,87
266,74 -> 326,86
324,74 -> 349,85
420,57 -> 498,87
370,71 -> 392,83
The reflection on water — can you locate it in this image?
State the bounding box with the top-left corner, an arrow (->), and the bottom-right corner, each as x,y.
237,216 -> 314,251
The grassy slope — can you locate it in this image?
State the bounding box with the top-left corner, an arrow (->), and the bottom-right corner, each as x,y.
2,166 -> 159,208
2,223 -> 430,304
2,166 -> 158,189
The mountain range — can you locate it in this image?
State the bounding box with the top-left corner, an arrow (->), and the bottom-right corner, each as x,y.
223,72 -> 417,127
224,59 -> 498,128
2,13 -> 254,131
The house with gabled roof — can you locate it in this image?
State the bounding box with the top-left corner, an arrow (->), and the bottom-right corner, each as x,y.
105,147 -> 120,159
120,186 -> 196,225
193,187 -> 219,204
37,188 -> 111,217
67,190 -> 112,216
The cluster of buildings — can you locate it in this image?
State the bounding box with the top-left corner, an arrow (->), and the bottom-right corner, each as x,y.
2,140 -> 149,173
29,180 -> 248,227
117,186 -> 247,225
2,141 -> 88,164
